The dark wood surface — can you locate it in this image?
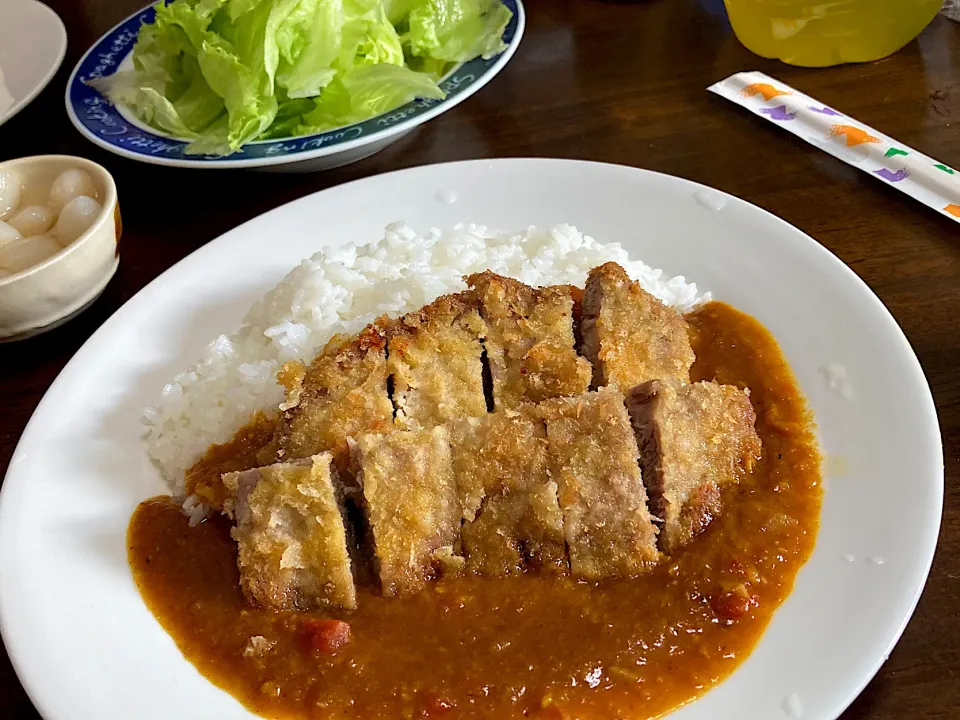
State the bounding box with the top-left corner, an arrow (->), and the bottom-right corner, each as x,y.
1,0 -> 958,717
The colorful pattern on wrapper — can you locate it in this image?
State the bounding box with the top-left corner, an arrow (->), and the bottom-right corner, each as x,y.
709,71 -> 960,224
760,105 -> 796,121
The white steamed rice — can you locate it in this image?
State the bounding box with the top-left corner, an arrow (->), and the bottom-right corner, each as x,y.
144,222 -> 708,499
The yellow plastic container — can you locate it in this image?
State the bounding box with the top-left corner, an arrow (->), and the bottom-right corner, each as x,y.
724,0 -> 943,67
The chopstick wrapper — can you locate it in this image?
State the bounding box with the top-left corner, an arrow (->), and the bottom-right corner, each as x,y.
709,71 -> 960,224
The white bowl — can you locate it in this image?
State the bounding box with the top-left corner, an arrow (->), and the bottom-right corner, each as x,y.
0,155 -> 120,341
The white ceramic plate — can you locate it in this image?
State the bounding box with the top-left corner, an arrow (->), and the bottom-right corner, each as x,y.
0,159 -> 942,720
0,0 -> 67,127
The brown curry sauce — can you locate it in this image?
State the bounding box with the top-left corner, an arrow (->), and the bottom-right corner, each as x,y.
128,302 -> 821,720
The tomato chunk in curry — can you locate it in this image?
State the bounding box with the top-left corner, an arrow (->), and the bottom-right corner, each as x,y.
128,302 -> 821,720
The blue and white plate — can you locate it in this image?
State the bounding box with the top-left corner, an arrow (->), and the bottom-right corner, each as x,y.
65,1 -> 524,171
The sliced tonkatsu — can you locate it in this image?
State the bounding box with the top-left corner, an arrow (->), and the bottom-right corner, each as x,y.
224,454 -> 357,611
582,262 -> 694,390
388,292 -> 488,429
468,271 -> 592,409
449,409 -> 567,576
183,412 -> 280,511
198,263 -> 771,608
353,426 -> 463,596
273,323 -> 394,478
626,379 -> 762,554
539,387 -> 659,580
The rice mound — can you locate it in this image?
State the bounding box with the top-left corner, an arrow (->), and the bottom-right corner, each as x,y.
143,223 -> 708,494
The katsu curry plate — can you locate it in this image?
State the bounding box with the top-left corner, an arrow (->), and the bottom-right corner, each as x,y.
0,160 -> 942,720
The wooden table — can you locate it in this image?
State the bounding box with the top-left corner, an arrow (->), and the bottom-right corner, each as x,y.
2,0 -> 958,717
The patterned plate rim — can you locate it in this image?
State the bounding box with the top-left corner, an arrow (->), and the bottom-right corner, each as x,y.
64,0 -> 524,168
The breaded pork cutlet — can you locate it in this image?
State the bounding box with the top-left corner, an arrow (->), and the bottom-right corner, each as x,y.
626,379 -> 761,554
581,262 -> 694,390
388,292 -> 488,429
273,323 -> 394,479
467,271 -> 591,409
183,412 -> 279,511
223,454 -> 357,611
353,427 -> 463,596
539,387 -> 659,580
450,409 -> 567,576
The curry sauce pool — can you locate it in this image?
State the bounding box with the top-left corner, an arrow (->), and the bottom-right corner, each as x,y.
128,301 -> 821,720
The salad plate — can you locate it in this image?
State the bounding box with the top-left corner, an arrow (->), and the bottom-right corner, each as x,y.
65,0 -> 524,171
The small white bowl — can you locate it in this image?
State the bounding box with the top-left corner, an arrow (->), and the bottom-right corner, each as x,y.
0,155 -> 120,341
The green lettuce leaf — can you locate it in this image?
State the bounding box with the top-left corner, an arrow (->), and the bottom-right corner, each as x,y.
258,96 -> 316,137
382,0 -> 418,25
276,0 -> 343,98
405,0 -> 511,62
274,0 -> 324,65
297,61 -> 442,131
151,0 -> 227,56
336,0 -> 404,69
404,53 -> 452,80
197,34 -> 278,149
171,56 -> 226,131
196,0 -> 312,148
86,55 -> 224,136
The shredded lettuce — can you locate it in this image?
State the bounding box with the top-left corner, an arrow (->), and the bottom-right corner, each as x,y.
88,0 -> 511,155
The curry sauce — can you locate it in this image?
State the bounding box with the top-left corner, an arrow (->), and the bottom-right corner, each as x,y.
128,301 -> 821,720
